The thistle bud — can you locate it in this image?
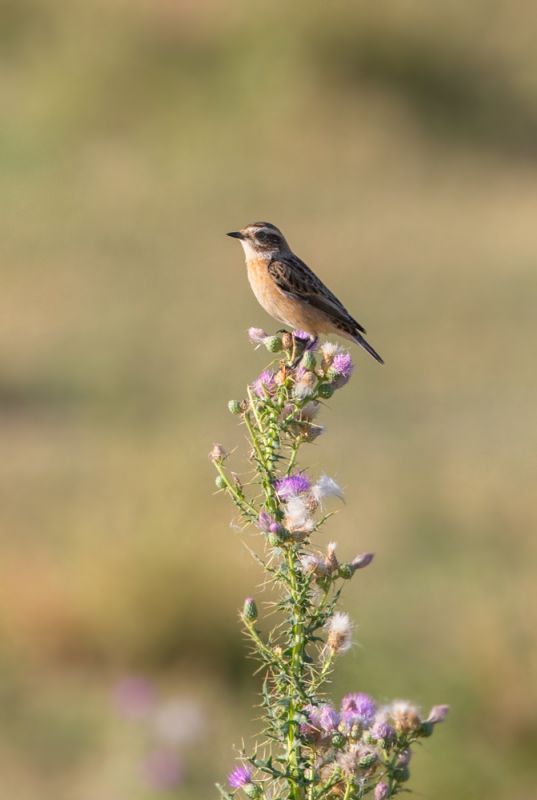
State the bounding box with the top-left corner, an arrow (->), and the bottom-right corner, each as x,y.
331,731 -> 346,748
359,751 -> 377,769
338,564 -> 354,580
268,531 -> 284,547
317,382 -> 334,400
301,351 -> 317,371
209,443 -> 227,463
242,597 -> 258,622
419,721 -> 434,737
215,475 -> 226,490
243,783 -> 262,799
264,335 -> 283,353
228,400 -> 242,415
393,765 -> 410,783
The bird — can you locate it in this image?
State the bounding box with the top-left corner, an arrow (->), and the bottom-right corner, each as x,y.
226,221 -> 384,364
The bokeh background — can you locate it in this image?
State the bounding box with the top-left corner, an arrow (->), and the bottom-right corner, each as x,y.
1,1 -> 536,798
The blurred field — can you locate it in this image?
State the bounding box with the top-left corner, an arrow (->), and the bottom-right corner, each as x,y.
1,1 -> 536,798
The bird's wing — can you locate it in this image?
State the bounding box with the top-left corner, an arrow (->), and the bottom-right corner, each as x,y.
268,256 -> 366,334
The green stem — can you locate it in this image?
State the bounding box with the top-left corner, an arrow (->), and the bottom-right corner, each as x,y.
213,461 -> 257,520
312,651 -> 334,693
243,408 -> 279,512
286,545 -> 306,800
286,441 -> 300,476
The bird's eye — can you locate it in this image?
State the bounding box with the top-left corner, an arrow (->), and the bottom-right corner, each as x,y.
256,230 -> 268,242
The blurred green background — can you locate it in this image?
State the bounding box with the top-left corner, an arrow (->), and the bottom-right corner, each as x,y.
1,0 -> 536,797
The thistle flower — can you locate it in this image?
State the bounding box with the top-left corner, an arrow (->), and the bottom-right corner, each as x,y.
257,511 -> 282,535
328,351 -> 354,388
228,764 -> 253,789
389,701 -> 422,734
284,495 -> 315,534
209,443 -> 227,463
320,341 -> 343,365
374,782 -> 390,800
248,327 -> 268,346
337,743 -> 377,776
300,705 -> 323,742
426,704 -> 449,725
312,475 -> 344,505
252,370 -> 276,398
326,612 -> 353,655
325,541 -> 339,573
275,472 -> 311,499
350,552 -> 374,572
319,704 -> 340,733
341,693 -> 376,727
370,719 -> 395,744
242,597 -> 258,622
299,553 -> 330,577
293,368 -> 317,400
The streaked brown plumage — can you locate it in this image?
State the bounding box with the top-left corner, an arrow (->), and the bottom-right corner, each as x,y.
227,222 -> 384,364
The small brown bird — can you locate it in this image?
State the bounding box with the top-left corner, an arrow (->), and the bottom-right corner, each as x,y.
227,221 -> 383,364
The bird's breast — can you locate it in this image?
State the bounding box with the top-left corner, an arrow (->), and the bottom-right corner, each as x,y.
246,259 -> 281,317
245,258 -> 328,334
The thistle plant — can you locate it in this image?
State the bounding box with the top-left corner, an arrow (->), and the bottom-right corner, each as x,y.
211,329 -> 448,800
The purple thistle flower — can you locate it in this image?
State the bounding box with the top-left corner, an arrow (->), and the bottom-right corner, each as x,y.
275,472 -> 311,499
293,330 -> 313,345
329,351 -> 354,388
257,511 -> 282,535
370,719 -> 395,743
228,764 -> 253,789
374,782 -> 390,800
426,704 -> 449,725
319,704 -> 340,733
332,352 -> 353,377
248,327 -> 268,346
340,709 -> 360,733
341,693 -> 376,726
299,705 -> 322,741
397,748 -> 412,767
252,369 -> 276,398
350,552 -> 374,572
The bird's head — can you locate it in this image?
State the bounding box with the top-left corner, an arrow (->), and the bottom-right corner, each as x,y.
227,222 -> 290,259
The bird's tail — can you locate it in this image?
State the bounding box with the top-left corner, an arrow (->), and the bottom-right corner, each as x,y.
354,332 -> 384,364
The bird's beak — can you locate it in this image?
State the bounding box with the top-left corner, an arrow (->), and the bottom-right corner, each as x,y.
226,231 -> 245,240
